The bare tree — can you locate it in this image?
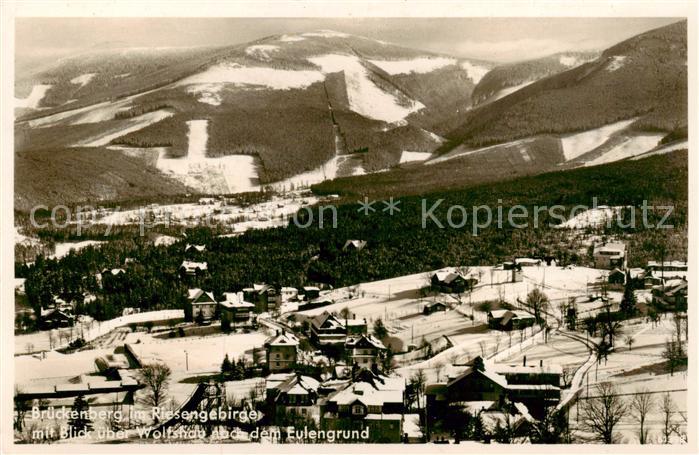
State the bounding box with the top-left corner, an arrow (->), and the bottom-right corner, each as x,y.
525,288 -> 549,323
579,382 -> 626,444
137,363 -> 172,419
630,389 -> 655,444
624,335 -> 635,351
660,392 -> 678,444
434,360 -> 445,382
478,340 -> 488,357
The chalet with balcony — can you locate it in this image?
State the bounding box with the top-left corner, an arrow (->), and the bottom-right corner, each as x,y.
345,334 -> 387,369
220,292 -> 255,327
265,331 -> 299,372
187,288 -> 217,321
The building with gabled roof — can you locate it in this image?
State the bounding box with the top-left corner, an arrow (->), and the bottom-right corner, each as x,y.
487,310 -> 536,331
187,288 -> 217,321
180,260 -> 208,276
265,330 -> 299,372
266,373 -> 320,423
345,334 -> 387,369
220,292 -> 255,327
343,240 -> 367,252
593,242 -> 627,270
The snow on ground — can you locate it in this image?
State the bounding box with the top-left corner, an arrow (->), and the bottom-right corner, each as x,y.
308,54 -> 425,123
487,80 -> 535,103
427,138 -> 535,165
156,119 -> 262,194
400,151 -> 432,164
302,30 -> 350,38
128,331 -> 267,374
556,206 -> 623,229
70,73 -> 97,87
632,140 -> 688,160
15,84 -> 52,109
606,55 -> 627,72
14,226 -> 41,247
15,349 -> 110,384
14,310 -> 183,354
585,134 -> 664,166
50,240 -> 105,259
153,234 -> 179,246
460,61 -> 490,84
278,34 -> 305,42
559,55 -> 594,68
422,128 -> 445,143
77,109 -> 174,147
245,44 -> 280,60
368,57 -> 456,75
560,118 -> 637,161
179,63 -> 324,92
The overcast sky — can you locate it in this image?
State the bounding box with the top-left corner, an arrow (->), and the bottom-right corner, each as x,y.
16,17 -> 680,65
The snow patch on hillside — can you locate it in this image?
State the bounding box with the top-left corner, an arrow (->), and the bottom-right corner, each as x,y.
302,30 -> 350,38
279,34 -> 305,42
51,240 -> 105,259
156,120 -> 261,194
560,118 -> 636,161
368,57 -> 456,75
460,61 -> 490,84
606,56 -> 627,72
557,206 -> 623,229
308,54 -> 424,123
245,44 -> 280,60
585,134 -> 664,166
631,140 -> 688,160
400,151 -> 432,163
78,110 -> 174,147
180,63 -> 324,92
15,84 -> 52,109
490,80 -> 536,102
70,73 -> 97,87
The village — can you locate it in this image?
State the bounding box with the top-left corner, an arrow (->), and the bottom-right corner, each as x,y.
13,227 -> 688,444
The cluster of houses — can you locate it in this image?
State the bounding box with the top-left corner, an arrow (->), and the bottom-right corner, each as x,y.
264,368 -> 410,442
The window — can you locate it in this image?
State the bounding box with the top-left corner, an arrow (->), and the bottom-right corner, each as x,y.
352,404 -> 365,415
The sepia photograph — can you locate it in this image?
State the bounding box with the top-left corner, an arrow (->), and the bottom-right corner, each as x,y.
1,1 -> 695,451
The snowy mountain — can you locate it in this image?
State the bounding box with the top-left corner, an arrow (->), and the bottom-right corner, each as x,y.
15,30 -> 493,208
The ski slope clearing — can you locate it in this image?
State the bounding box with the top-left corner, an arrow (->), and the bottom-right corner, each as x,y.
70,73 -> 97,87
245,44 -> 280,60
179,63 -> 324,91
302,30 -> 350,38
279,34 -> 305,42
488,80 -> 536,103
400,151 -> 433,163
155,119 -> 261,194
77,109 -> 174,147
368,57 -> 456,75
560,118 -> 637,161
460,61 -> 490,84
585,133 -> 664,166
308,54 -> 425,123
427,138 -> 534,165
15,84 -> 52,109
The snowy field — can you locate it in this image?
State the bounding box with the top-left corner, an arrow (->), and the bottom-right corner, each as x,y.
427,138 -> 535,165
50,240 -> 105,259
632,140 -> 688,160
585,134 -> 665,166
556,206 -> 624,229
308,54 -> 425,123
77,109 -> 174,147
560,118 -> 636,161
460,61 -> 490,84
70,73 -> 97,87
399,151 -> 433,164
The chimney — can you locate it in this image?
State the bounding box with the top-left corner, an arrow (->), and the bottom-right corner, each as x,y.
523,355 -> 527,367
540,359 -> 543,368
276,330 -> 280,336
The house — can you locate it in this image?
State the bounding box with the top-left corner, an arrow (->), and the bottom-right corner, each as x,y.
343,240 -> 367,252
515,258 -> 542,267
187,288 -> 217,321
243,284 -> 280,313
487,310 -> 536,331
220,292 -> 255,327
309,312 -> 368,345
198,197 -> 217,205
646,261 -> 688,281
301,286 -> 321,300
265,373 -> 320,422
180,260 -> 208,276
426,357 -> 561,421
593,242 -> 627,270
345,334 -> 387,369
431,269 -> 478,294
607,268 -> 626,285
652,279 -> 688,311
184,243 -> 206,254
39,308 -> 74,330
423,301 -> 449,315
280,287 -> 299,302
321,373 -> 406,443
310,312 -> 347,345
265,331 -> 299,372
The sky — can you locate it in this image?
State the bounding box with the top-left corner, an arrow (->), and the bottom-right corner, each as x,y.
16,17 -> 681,66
